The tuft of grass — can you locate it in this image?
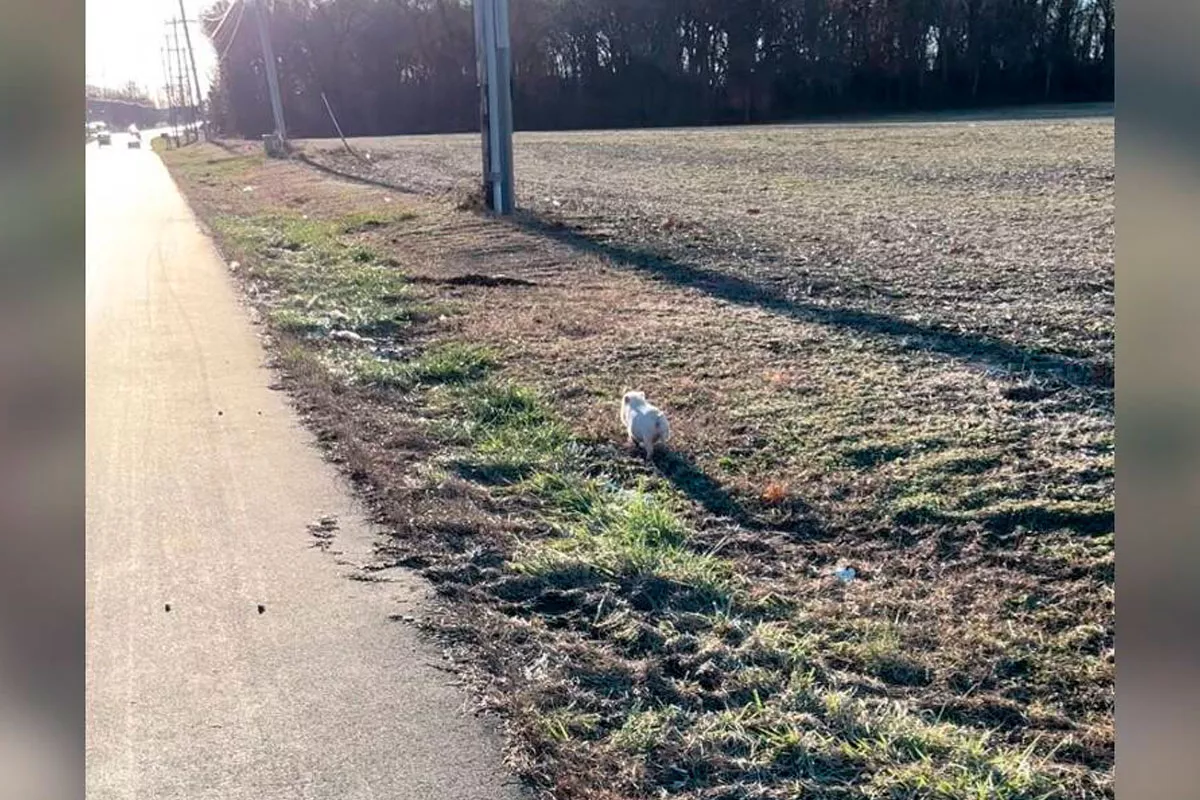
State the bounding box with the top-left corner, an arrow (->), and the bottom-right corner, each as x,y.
346,343 -> 496,390
347,356 -> 414,389
441,382 -> 573,484
524,471 -> 611,518
610,706 -> 683,754
416,342 -> 496,384
534,706 -> 604,743
268,307 -> 328,335
891,492 -> 950,525
515,484 -> 734,602
462,381 -> 551,428
835,621 -> 931,687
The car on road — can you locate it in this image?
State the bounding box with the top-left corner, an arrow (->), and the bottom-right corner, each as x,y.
92,122 -> 111,146
127,125 -> 141,149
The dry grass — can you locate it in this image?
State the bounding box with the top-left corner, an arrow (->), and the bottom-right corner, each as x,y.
164,117 -> 1113,799
304,115 -> 1114,385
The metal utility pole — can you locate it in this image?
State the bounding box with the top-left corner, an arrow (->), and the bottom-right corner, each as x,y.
472,0 -> 515,214
251,0 -> 288,148
177,0 -> 208,140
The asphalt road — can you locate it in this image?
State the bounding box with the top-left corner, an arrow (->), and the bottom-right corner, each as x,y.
86,144 -> 522,799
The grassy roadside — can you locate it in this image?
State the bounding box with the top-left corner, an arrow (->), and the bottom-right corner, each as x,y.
162,142 -> 1112,799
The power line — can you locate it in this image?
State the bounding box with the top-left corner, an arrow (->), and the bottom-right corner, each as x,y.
202,0 -> 233,25
216,0 -> 247,62
207,0 -> 240,46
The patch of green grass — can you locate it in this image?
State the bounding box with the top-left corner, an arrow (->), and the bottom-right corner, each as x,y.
268,307 -> 329,335
891,492 -> 951,525
515,486 -> 733,601
346,356 -> 414,389
1034,532 -> 1113,568
610,706 -> 683,754
955,482 -> 1017,510
834,621 -> 931,687
201,154 -> 264,178
535,706 -> 604,743
344,343 -> 497,391
439,382 -> 574,484
434,379 -> 735,600
524,471 -> 611,518
869,742 -> 1055,800
416,343 -> 496,384
601,671 -> 1074,796
889,467 -> 1113,536
740,621 -> 824,672
212,211 -> 429,337
166,148 -> 264,182
462,382 -> 553,428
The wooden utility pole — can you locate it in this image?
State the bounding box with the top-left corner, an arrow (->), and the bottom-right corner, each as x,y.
161,44 -> 179,137
251,0 -> 288,149
473,0 -> 514,214
169,18 -> 197,142
177,0 -> 208,140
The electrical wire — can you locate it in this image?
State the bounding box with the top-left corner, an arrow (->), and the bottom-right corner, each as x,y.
205,0 -> 238,43
215,0 -> 247,61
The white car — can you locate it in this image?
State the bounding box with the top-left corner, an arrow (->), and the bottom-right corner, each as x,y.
91,123 -> 111,146
127,126 -> 142,149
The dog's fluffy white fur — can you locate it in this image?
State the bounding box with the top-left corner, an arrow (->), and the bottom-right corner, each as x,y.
620,390 -> 671,458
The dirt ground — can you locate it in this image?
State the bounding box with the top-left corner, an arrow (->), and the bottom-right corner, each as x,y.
164,115 -> 1113,799
307,116 -> 1114,384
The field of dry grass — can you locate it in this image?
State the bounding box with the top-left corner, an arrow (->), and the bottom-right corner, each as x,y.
164,113 -> 1113,799
307,117 -> 1113,384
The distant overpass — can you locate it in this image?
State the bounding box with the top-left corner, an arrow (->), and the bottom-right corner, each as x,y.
86,96 -> 176,130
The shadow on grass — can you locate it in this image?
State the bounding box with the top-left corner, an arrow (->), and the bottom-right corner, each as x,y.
297,152 -> 429,195
654,450 -> 831,546
448,458 -> 536,486
656,450 -> 749,521
292,155 -> 1113,407
511,212 -> 1113,400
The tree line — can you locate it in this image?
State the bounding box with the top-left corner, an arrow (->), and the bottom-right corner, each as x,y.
203,0 -> 1113,138
87,82 -> 156,107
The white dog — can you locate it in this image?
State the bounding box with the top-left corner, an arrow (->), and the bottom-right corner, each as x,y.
620,391 -> 671,458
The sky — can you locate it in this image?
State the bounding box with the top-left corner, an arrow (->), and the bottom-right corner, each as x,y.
86,0 -> 219,103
